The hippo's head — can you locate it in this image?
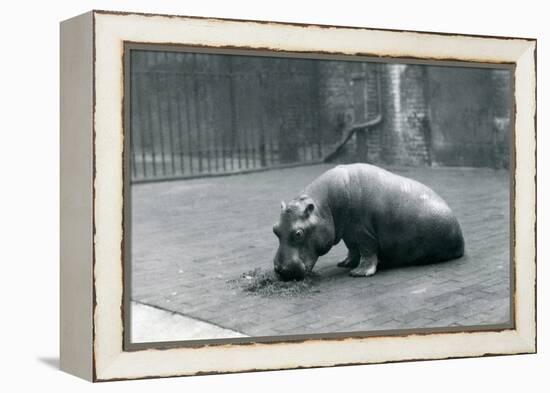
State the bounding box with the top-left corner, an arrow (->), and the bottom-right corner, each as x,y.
272,195 -> 334,281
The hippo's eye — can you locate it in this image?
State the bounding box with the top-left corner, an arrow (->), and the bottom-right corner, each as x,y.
292,229 -> 304,242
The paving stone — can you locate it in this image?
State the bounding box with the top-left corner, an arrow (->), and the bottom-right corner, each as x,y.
131,165 -> 511,337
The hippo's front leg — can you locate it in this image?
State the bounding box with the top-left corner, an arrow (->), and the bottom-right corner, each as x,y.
337,246 -> 360,268
349,253 -> 378,277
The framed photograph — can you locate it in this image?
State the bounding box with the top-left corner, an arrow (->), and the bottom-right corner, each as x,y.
60,10 -> 536,381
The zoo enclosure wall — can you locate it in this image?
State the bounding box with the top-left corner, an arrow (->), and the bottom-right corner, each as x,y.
128,48 -> 512,182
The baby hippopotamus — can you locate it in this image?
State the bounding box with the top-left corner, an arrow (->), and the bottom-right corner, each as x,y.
272,164 -> 464,281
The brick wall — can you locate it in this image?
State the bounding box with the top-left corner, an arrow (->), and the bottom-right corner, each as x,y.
379,64 -> 430,166
318,62 -> 433,166
317,61 -> 355,144
318,61 -> 383,162
364,64 -> 383,162
321,61 -> 511,169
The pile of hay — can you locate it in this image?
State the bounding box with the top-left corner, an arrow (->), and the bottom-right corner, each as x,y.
229,268 -> 320,298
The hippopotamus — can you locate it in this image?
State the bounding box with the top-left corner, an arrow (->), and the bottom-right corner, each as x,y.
272,164 -> 464,281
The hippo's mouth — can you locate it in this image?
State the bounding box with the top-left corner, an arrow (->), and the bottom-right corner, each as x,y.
275,268 -> 306,281
276,270 -> 306,282
274,262 -> 309,281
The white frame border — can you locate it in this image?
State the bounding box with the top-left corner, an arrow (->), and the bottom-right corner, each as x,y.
91,11 -> 536,381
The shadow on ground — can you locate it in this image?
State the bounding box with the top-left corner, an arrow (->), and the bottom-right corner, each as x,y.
37,357 -> 59,370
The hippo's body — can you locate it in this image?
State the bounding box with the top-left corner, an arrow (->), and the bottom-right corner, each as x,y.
272,164 -> 464,280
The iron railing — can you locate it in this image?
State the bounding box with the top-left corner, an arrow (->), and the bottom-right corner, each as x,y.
129,51 -> 331,183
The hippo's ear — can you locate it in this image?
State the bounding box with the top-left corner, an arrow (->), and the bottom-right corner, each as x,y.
280,201 -> 286,210
304,202 -> 315,217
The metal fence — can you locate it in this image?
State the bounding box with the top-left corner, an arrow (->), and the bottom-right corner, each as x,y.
129,51 -> 331,183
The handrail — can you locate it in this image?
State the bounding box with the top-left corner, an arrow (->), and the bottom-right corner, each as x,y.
322,114 -> 382,163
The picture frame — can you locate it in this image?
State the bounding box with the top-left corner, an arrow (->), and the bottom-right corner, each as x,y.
60,10 -> 536,382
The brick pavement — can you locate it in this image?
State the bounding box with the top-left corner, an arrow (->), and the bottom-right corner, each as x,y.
131,164 -> 510,337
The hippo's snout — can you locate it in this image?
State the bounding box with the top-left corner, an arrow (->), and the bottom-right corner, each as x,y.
274,246 -> 307,281
274,261 -> 306,281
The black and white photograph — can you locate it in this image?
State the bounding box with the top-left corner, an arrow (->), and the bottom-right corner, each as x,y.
3,0 -> 544,389
126,47 -> 513,345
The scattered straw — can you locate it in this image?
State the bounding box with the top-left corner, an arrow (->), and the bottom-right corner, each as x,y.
228,268 -> 320,298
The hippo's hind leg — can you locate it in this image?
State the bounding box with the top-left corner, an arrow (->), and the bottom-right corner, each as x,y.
337,242 -> 360,268
349,233 -> 379,277
349,253 -> 378,277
